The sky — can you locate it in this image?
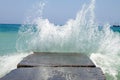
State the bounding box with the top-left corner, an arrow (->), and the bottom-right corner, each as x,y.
0,0 -> 120,25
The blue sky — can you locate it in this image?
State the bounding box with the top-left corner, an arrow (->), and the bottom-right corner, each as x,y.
0,0 -> 120,25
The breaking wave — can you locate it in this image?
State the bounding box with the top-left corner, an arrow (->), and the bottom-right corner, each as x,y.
16,0 -> 120,79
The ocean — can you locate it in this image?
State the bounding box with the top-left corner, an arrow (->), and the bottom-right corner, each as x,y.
0,24 -> 30,77
0,24 -> 19,55
0,0 -> 120,80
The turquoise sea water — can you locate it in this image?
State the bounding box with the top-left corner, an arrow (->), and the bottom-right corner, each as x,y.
0,24 -> 30,77
0,24 -> 20,55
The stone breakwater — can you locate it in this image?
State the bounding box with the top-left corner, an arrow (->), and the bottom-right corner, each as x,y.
0,52 -> 105,80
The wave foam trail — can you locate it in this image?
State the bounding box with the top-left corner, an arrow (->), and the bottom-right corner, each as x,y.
16,0 -> 120,79
0,53 -> 31,78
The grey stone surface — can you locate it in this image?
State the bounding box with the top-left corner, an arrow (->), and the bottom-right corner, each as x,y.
17,52 -> 95,68
0,67 -> 105,80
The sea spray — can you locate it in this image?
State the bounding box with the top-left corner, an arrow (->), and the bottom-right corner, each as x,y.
17,0 -> 98,53
90,23 -> 120,80
16,0 -> 120,80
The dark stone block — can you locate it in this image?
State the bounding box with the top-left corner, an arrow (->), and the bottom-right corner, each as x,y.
17,52 -> 95,68
0,67 -> 105,80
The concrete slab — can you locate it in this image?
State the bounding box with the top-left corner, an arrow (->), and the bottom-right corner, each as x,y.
0,67 -> 105,80
17,52 -> 95,68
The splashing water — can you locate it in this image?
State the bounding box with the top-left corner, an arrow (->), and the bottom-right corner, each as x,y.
16,0 -> 120,80
17,0 -> 98,53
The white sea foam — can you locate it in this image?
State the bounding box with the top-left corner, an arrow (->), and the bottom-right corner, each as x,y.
0,52 -> 32,78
